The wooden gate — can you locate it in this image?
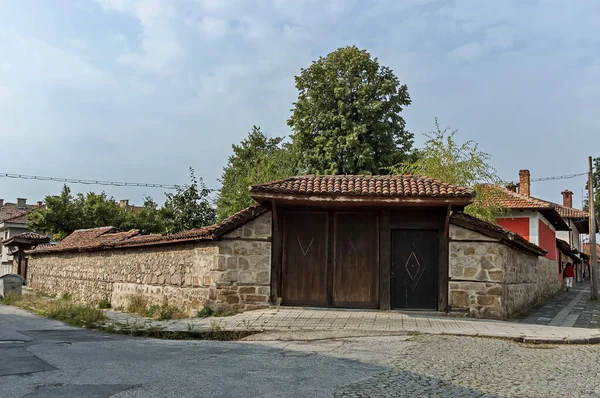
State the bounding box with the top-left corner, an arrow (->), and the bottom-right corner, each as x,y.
391,230 -> 438,310
282,211 -> 328,306
281,210 -> 379,308
333,213 -> 379,308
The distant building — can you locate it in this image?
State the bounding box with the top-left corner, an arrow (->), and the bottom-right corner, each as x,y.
0,198 -> 44,275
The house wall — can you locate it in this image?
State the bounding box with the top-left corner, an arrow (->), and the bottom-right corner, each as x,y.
26,213 -> 272,316
448,225 -> 562,320
538,219 -> 558,260
496,217 -> 529,240
557,221 -> 581,252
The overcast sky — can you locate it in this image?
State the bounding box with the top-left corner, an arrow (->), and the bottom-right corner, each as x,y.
1,0 -> 598,208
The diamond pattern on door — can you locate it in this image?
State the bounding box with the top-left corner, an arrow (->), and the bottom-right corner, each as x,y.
404,251 -> 424,290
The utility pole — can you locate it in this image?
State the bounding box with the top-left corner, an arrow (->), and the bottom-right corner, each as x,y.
589,156 -> 598,300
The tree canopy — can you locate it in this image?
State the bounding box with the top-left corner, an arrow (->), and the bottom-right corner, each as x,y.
398,119 -> 506,222
288,45 -> 414,175
215,126 -> 296,221
27,168 -> 216,239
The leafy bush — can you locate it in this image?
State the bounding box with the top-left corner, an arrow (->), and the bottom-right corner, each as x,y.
98,299 -> 111,309
197,307 -> 214,318
61,292 -> 72,301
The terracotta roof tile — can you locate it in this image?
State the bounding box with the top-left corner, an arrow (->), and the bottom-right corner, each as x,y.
538,201 -> 588,219
481,185 -> 552,209
0,203 -> 40,224
251,175 -> 475,199
450,212 -> 547,256
31,205 -> 269,254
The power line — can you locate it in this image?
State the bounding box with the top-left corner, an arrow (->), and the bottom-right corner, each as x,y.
0,172 -> 185,190
508,172 -> 588,184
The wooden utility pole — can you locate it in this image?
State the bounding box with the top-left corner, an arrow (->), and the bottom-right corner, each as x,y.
589,156 -> 598,300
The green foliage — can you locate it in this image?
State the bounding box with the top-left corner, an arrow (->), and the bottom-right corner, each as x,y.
214,309 -> 240,317
98,298 -> 111,309
397,119 -> 506,222
584,157 -> 600,222
163,168 -> 216,233
27,168 -> 217,239
60,292 -> 72,301
216,126 -> 297,220
197,307 -> 214,318
288,45 -> 414,174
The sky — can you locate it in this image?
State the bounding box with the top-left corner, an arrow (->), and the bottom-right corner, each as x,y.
0,0 -> 599,208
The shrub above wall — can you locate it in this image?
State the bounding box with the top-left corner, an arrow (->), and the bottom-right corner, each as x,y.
25,206 -> 273,316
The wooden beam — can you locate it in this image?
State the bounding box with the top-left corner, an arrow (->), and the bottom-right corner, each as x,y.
379,210 -> 391,310
271,200 -> 278,233
270,211 -> 283,305
439,204 -> 452,312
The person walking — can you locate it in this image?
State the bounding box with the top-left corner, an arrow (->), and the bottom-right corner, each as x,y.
563,262 -> 575,291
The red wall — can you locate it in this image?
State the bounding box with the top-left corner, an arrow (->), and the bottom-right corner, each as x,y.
538,220 -> 557,260
496,218 -> 530,240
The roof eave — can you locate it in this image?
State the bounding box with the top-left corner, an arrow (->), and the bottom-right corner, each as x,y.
251,192 -> 475,207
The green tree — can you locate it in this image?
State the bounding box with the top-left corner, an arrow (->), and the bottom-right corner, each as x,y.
398,119 -> 506,222
288,45 -> 414,174
584,157 -> 600,221
163,168 -> 216,233
216,126 -> 297,221
118,197 -> 167,235
27,185 -> 84,240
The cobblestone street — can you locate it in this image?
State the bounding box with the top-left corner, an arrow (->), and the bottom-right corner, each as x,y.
333,334 -> 600,397
519,280 -> 600,328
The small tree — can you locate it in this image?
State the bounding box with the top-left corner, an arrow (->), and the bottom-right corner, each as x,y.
163,167 -> 216,233
27,185 -> 84,240
398,119 -> 506,222
216,126 -> 297,221
288,45 -> 414,174
118,197 -> 167,235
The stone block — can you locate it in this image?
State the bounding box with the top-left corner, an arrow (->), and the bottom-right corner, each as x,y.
244,294 -> 268,303
489,270 -> 503,281
225,295 -> 240,304
480,257 -> 495,270
476,295 -> 495,306
463,268 -> 478,278
450,291 -> 469,308
257,286 -> 270,295
238,287 -> 256,294
227,257 -> 238,269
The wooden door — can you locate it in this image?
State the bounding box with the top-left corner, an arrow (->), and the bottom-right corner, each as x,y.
282,211 -> 328,306
391,230 -> 438,310
333,213 -> 379,308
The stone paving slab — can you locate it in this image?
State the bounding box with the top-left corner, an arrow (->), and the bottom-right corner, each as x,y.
104,306 -> 600,344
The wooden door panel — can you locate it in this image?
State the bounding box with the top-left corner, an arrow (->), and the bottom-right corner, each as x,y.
282,211 -> 328,306
391,230 -> 438,310
333,212 -> 379,308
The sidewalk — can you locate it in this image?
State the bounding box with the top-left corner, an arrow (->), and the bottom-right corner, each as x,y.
519,280 -> 600,328
105,304 -> 600,344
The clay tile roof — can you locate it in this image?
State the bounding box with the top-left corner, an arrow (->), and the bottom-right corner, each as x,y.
538,201 -> 588,219
481,185 -> 552,209
250,175 -> 475,200
2,232 -> 50,245
450,212 -> 547,256
31,205 -> 269,254
0,203 -> 40,224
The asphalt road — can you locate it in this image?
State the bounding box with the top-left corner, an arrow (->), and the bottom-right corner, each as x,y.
0,305 -> 398,398
4,305 -> 600,397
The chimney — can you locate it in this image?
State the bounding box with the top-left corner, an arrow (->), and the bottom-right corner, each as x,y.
506,182 -> 518,192
0,199 -> 4,207
561,190 -> 573,208
17,198 -> 26,209
119,199 -> 129,208
518,170 -> 530,197
37,201 -> 43,207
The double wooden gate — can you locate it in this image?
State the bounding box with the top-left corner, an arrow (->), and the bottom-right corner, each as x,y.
281,211 -> 379,308
279,210 -> 441,310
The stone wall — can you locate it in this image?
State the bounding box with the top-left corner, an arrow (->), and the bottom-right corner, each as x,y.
448,225 -> 562,320
26,213 -> 272,316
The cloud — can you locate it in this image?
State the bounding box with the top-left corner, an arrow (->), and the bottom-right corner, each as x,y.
98,0 -> 183,74
196,16 -> 229,37
69,38 -> 87,50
